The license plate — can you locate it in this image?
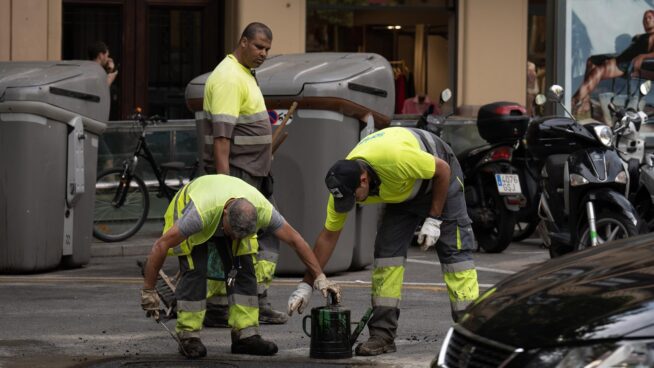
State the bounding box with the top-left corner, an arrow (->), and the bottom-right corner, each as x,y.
495,174 -> 522,195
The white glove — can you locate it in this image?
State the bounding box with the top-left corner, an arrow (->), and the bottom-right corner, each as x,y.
287,282 -> 313,316
417,216 -> 442,251
313,273 -> 341,304
140,288 -> 160,320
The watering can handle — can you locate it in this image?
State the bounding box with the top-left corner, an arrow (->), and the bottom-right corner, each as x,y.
350,307 -> 374,347
302,315 -> 312,337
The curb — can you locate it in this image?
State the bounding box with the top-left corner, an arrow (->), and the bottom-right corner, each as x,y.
91,241 -> 152,257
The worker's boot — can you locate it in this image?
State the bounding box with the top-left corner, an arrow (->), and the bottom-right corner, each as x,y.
451,309 -> 465,323
355,335 -> 397,356
258,290 -> 288,324
178,336 -> 207,359
231,331 -> 278,356
203,304 -> 229,328
355,306 -> 398,356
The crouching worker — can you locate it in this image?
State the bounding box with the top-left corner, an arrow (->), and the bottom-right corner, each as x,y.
141,174 -> 340,358
288,127 -> 479,356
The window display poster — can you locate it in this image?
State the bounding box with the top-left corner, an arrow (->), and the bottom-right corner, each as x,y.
566,0 -> 654,120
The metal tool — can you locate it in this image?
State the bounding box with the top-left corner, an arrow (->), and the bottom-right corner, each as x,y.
157,318 -> 188,357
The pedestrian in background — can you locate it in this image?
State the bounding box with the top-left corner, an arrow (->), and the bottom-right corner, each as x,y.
88,41 -> 118,86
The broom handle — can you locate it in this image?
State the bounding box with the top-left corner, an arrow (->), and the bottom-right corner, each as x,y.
271,101 -> 298,144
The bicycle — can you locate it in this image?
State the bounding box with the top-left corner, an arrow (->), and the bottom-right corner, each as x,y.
93,108 -> 199,242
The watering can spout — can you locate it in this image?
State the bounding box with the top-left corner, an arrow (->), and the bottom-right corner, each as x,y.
350,308 -> 374,348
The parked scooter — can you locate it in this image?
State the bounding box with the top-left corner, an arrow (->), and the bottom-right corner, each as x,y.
418,91 -> 528,253
511,127 -> 542,242
528,85 -> 645,258
608,80 -> 654,231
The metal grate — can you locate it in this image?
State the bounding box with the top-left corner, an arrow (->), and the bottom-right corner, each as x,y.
443,327 -> 521,368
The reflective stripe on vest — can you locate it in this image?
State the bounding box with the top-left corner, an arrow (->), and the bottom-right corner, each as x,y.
406,128 -> 438,200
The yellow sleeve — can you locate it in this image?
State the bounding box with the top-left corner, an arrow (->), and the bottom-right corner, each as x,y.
207,76 -> 243,119
324,195 -> 348,231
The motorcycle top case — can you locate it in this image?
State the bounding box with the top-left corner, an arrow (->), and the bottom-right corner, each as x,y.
525,117 -> 586,160
477,102 -> 529,144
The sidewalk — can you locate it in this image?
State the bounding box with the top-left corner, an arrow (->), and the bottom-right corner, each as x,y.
90,223 -> 161,257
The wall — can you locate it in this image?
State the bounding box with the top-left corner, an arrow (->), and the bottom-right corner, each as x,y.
0,0 -> 61,61
428,35 -> 449,100
457,0 -> 528,113
233,0 -> 306,55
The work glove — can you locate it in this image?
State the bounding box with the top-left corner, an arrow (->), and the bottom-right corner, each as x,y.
287,282 -> 313,316
313,273 -> 342,304
417,216 -> 442,251
140,288 -> 161,320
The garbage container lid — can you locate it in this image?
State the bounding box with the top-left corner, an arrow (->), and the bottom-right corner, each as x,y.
0,62 -> 87,95
256,53 -> 376,96
0,61 -> 110,129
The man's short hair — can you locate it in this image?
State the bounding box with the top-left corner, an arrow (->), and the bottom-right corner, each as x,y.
227,198 -> 257,239
88,41 -> 109,60
240,22 -> 273,41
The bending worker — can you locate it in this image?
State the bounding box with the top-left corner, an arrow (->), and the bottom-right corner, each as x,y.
141,174 -> 340,358
200,22 -> 287,326
287,127 -> 479,356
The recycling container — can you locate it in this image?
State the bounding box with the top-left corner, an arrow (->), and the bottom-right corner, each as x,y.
185,53 -> 394,274
0,61 -> 108,273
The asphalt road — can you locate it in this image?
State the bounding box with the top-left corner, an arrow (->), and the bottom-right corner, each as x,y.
0,236 -> 548,368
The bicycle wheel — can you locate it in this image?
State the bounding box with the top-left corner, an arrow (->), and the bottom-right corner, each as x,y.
94,168 -> 150,242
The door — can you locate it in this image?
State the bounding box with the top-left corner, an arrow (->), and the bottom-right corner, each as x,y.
63,0 -> 222,120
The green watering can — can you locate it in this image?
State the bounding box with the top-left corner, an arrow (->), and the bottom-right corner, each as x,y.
302,298 -> 374,359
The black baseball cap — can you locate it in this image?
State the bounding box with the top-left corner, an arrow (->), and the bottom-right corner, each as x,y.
325,160 -> 361,213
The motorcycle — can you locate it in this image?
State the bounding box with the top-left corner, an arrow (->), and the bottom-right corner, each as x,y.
527,85 -> 645,258
418,91 -> 528,253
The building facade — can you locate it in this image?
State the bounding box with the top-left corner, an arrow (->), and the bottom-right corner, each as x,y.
0,0 -> 537,120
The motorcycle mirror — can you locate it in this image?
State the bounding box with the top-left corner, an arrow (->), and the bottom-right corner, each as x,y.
535,94 -> 547,106
440,88 -> 452,104
640,80 -> 652,96
647,153 -> 654,168
547,85 -> 565,102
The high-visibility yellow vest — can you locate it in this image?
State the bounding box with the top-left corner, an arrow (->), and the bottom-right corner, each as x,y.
164,174 -> 273,256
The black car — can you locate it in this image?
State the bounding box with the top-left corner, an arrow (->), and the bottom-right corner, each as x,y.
434,234 -> 654,367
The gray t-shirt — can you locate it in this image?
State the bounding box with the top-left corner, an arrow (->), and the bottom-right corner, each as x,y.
176,200 -> 285,237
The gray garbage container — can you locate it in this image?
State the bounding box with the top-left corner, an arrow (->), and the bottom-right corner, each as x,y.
0,61 -> 109,273
185,53 -> 394,274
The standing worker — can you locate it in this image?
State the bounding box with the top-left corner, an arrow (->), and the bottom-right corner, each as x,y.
140,174 -> 341,358
287,127 -> 479,356
199,22 -> 286,326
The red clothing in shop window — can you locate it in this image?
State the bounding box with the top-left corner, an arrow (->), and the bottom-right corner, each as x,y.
395,76 -> 406,114
401,95 -> 441,115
